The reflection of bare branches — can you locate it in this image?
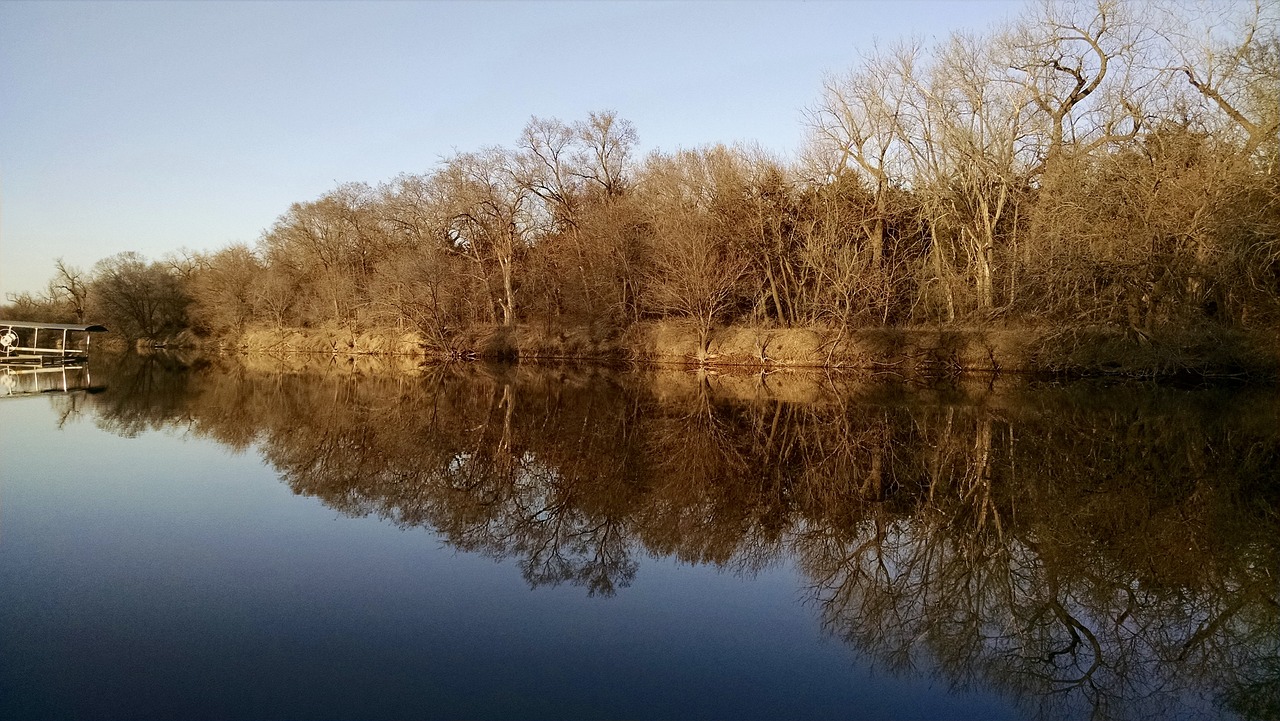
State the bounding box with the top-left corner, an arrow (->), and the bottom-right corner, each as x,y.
50,392 -> 87,429
81,358 -> 1280,719
87,353 -> 200,438
797,390 -> 1280,721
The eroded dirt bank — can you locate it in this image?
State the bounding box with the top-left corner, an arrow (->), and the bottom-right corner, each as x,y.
174,321 -> 1278,379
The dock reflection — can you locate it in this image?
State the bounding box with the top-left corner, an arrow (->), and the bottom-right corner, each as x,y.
0,364 -> 103,398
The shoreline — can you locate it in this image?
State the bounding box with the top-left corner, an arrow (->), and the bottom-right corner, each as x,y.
121,321 -> 1280,382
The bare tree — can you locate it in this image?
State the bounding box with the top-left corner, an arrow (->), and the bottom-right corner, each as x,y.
805,40 -> 920,275
515,111 -> 642,328
49,258 -> 89,323
186,245 -> 263,337
1156,0 -> 1280,161
256,183 -> 386,327
638,147 -> 752,358
572,110 -> 638,200
1003,0 -> 1147,174
88,252 -> 190,340
434,148 -> 541,327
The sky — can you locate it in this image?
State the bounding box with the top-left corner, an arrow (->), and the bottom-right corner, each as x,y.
0,0 -> 1018,299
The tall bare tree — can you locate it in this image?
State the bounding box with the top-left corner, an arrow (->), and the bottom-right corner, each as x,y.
1156,0 -> 1280,162
49,258 -> 89,323
435,148 -> 541,327
638,147 -> 752,357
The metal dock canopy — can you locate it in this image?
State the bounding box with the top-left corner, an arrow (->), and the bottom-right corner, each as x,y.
0,320 -> 109,367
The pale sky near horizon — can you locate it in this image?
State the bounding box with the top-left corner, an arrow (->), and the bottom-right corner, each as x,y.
0,0 -> 1017,299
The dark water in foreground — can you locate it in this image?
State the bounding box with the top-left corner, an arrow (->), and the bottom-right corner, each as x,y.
1,356 -> 1277,721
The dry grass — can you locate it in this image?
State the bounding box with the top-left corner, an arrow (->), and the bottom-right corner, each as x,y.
214,321 -> 1278,379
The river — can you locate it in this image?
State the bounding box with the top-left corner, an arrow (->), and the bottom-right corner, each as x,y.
1,354 -> 1276,720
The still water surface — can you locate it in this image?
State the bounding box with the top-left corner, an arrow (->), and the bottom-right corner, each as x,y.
1,356 -> 1276,720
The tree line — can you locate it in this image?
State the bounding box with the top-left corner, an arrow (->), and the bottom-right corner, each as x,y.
6,0 -> 1277,350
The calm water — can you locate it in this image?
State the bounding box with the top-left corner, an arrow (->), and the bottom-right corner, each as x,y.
1,355 -> 1277,720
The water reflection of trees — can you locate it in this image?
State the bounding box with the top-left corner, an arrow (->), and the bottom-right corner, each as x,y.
88,357 -> 1280,720
86,353 -> 202,437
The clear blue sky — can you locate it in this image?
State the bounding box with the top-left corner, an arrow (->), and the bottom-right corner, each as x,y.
0,0 -> 1016,298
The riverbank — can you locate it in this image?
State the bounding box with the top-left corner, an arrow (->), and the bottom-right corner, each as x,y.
157,321 -> 1278,380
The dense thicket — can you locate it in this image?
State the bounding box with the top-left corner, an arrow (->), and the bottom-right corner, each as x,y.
6,0 -> 1278,348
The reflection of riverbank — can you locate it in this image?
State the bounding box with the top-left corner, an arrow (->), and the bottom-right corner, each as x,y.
83,354 -> 1280,721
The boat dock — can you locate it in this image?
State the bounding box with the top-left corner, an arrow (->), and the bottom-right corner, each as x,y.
0,320 -> 108,368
